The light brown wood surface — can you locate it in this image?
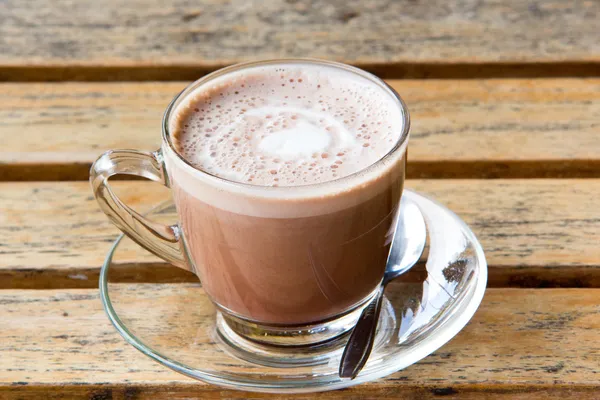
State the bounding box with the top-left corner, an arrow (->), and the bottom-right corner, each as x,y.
2,79 -> 600,181
0,0 -> 599,81
1,180 -> 599,289
1,1 -> 598,396
0,287 -> 598,399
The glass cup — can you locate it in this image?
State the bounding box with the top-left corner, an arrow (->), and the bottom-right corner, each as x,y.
90,59 -> 410,347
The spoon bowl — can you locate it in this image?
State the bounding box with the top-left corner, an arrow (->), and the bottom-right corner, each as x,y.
384,200 -> 427,283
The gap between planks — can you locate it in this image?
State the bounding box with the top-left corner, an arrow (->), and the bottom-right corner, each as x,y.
2,62 -> 600,82
2,384 -> 598,399
2,263 -> 600,291
4,160 -> 600,182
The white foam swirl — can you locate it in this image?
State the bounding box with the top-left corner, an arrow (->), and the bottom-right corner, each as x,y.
246,106 -> 356,159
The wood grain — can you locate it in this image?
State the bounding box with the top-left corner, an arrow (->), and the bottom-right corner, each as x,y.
0,0 -> 599,81
0,287 -> 599,398
1,180 -> 599,289
2,79 -> 600,181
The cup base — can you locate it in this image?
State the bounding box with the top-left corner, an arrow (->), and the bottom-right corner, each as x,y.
216,286 -> 380,348
215,294 -> 396,368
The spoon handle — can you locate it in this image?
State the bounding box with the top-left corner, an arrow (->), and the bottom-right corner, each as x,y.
339,284 -> 386,379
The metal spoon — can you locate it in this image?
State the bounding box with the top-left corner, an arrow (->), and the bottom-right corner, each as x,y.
339,198 -> 427,379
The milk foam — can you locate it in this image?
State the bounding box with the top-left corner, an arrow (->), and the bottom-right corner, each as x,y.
171,63 -> 404,186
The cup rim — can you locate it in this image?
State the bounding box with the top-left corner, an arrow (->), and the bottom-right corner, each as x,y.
161,58 -> 410,193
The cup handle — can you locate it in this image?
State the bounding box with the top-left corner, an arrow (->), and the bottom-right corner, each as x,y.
90,149 -> 188,270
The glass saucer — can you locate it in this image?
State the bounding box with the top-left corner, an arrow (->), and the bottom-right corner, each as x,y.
100,189 -> 487,393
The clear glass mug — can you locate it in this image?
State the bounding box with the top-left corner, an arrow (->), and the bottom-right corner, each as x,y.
90,59 -> 410,347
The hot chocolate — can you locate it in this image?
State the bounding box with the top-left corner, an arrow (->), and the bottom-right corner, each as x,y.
167,62 -> 407,325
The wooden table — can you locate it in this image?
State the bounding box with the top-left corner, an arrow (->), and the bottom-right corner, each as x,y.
1,0 -> 599,398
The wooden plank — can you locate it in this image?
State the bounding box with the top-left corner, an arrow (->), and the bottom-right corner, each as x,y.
0,181 -> 187,289
0,287 -> 598,399
1,180 -> 599,289
0,0 -> 599,81
2,79 -> 600,181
